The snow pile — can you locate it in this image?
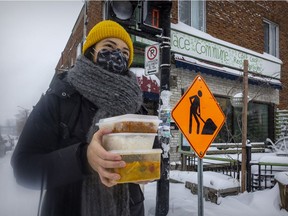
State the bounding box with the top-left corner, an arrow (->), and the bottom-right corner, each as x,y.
170,170 -> 239,190
259,155 -> 288,164
275,172 -> 288,185
130,67 -> 160,85
144,170 -> 286,216
144,177 -> 285,216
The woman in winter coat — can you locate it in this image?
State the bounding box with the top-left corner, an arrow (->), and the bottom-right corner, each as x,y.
11,20 -> 145,216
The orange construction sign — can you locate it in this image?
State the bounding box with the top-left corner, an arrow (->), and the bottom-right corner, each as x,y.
172,75 -> 225,158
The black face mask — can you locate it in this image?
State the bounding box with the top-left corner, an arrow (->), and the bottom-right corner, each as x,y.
96,49 -> 128,75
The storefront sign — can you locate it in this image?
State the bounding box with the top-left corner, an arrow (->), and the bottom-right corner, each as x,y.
171,28 -> 281,79
135,27 -> 281,79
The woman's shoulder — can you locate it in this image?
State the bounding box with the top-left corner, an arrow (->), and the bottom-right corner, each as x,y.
46,72 -> 78,99
33,72 -> 80,115
31,72 -> 82,125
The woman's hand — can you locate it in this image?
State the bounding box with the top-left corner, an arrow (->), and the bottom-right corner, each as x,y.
87,128 -> 126,187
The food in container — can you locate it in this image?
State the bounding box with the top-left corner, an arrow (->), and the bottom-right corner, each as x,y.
110,149 -> 162,183
102,133 -> 157,151
98,114 -> 162,133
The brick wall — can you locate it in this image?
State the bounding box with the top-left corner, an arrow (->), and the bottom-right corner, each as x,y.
206,1 -> 288,109
56,10 -> 83,70
56,1 -> 104,71
86,1 -> 103,33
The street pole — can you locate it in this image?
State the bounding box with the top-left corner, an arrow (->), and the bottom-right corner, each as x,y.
246,140 -> 252,192
156,1 -> 172,216
197,158 -> 204,216
241,60 -> 249,192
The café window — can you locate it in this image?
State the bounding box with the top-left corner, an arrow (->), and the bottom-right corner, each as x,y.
180,96 -> 272,151
178,0 -> 206,31
264,19 -> 279,57
212,97 -> 232,143
214,97 -> 270,143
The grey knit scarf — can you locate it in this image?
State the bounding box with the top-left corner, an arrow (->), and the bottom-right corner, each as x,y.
67,55 -> 143,216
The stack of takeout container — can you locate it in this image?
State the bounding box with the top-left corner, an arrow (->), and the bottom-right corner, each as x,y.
98,114 -> 162,183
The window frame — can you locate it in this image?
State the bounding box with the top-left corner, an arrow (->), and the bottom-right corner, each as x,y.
263,19 -> 279,58
178,0 -> 206,32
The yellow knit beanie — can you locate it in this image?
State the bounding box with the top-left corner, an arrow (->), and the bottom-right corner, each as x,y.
82,20 -> 134,67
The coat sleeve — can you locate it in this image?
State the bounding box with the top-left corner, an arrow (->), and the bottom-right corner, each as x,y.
11,93 -> 87,190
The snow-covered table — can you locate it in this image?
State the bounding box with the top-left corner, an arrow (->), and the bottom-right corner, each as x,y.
275,172 -> 288,211
183,171 -> 240,204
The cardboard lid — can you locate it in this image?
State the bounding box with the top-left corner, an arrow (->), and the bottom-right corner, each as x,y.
109,148 -> 162,155
98,114 -> 162,125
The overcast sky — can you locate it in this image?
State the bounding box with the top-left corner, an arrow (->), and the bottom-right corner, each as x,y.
0,1 -> 83,125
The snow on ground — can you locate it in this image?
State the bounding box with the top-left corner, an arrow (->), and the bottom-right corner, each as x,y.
144,170 -> 286,216
144,181 -> 284,216
0,151 -> 287,216
275,172 -> 288,185
259,155 -> 288,164
169,170 -> 239,190
0,151 -> 39,216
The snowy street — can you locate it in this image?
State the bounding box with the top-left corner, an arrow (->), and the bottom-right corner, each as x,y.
0,151 -> 39,216
0,150 -> 287,216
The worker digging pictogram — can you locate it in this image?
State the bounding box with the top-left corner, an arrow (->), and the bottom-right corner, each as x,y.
172,75 -> 225,158
189,90 -> 217,135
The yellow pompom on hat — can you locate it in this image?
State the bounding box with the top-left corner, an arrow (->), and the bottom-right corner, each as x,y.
82,20 -> 134,67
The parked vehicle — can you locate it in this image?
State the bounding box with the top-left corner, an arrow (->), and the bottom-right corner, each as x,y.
0,136 -> 6,157
0,134 -> 14,157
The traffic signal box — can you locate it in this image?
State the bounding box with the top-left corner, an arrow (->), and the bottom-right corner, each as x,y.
106,0 -> 171,37
106,0 -> 138,27
172,75 -> 226,159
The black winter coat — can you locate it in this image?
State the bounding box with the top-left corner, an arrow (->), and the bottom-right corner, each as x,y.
11,73 -> 144,216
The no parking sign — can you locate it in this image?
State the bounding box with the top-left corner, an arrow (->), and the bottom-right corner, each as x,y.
144,44 -> 160,76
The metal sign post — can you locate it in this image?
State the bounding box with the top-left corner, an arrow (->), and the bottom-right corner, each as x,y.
197,157 -> 204,216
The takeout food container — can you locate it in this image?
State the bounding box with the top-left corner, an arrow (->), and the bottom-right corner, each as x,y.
98,114 -> 162,133
103,133 -> 157,151
110,149 -> 162,183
